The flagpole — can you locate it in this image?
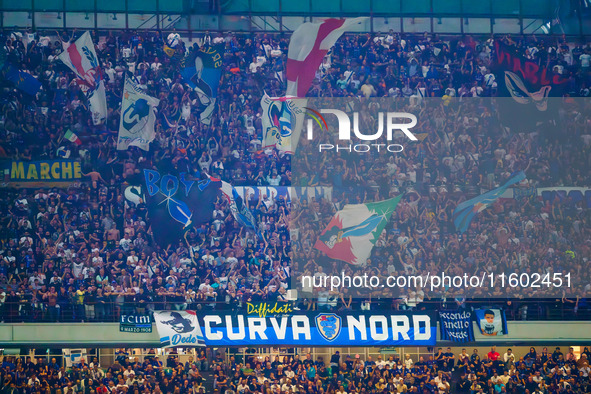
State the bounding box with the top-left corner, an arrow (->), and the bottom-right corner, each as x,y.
57,130 -> 65,145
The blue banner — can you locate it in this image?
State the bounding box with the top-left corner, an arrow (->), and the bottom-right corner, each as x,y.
143,169 -> 221,246
439,310 -> 474,343
474,308 -> 509,337
194,311 -> 436,346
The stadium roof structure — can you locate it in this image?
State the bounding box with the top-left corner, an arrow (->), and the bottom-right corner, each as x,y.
1,0 -> 590,35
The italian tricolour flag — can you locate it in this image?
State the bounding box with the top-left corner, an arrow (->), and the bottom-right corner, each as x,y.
64,129 -> 82,145
314,195 -> 402,265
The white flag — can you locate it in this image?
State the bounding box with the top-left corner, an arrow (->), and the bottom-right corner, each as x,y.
57,31 -> 107,125
260,93 -> 306,154
153,311 -> 205,347
286,18 -> 367,97
117,77 -> 160,151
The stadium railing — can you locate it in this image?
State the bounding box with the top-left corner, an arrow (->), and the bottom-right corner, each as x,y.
0,299 -> 588,323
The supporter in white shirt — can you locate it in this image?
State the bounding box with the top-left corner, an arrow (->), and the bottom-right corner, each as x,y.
404,354 -> 413,369
504,349 -> 516,363
150,58 -> 162,70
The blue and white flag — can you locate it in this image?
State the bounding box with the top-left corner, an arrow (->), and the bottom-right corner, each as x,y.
453,171 -> 526,233
209,175 -> 261,238
57,31 -> 107,125
261,93 -> 306,154
474,308 -> 508,337
181,45 -> 222,125
153,311 -> 205,347
117,77 -> 160,151
439,310 -> 474,343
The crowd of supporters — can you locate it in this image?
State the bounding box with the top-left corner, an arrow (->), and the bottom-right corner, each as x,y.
292,98 -> 591,302
0,28 -> 590,321
2,346 -> 591,393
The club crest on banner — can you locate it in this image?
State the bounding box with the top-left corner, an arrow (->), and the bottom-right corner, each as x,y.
319,214 -> 382,249
315,313 -> 341,341
123,98 -> 151,133
265,99 -> 295,140
161,311 -> 195,333
153,311 -> 205,347
260,94 -> 306,154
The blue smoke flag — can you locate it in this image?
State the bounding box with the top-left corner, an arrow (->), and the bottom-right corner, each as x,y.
2,64 -> 42,96
181,45 -> 222,125
453,171 -> 526,233
474,308 -> 508,337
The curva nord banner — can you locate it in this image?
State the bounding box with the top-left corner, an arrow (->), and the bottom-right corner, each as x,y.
153,310 -> 436,347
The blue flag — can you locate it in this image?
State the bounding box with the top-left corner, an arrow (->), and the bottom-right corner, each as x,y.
210,175 -> 262,239
143,169 -> 221,247
453,171 -> 526,233
181,45 -> 222,125
2,64 -> 41,96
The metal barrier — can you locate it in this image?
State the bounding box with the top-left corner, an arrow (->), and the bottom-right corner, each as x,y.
0,299 -> 589,323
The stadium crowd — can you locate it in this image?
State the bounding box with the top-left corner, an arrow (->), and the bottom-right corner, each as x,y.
2,346 -> 591,393
0,28 -> 590,321
291,98 -> 591,303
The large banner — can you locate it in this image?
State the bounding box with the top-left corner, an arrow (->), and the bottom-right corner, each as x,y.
189,311 -> 435,346
117,77 -> 160,151
143,169 -> 221,246
439,310 -> 475,343
153,311 -> 205,347
57,31 -> 107,125
474,309 -> 508,337
1,160 -> 82,188
124,186 -> 332,207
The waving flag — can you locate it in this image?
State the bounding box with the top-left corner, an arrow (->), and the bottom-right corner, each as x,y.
286,18 -> 366,97
208,175 -> 261,238
63,129 -> 82,145
261,93 -> 306,154
494,41 -> 568,131
2,64 -> 42,96
117,77 -> 160,151
453,171 -> 526,234
57,31 -> 107,125
315,196 -> 402,265
143,169 -> 221,246
181,45 -> 222,125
